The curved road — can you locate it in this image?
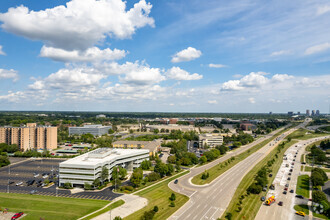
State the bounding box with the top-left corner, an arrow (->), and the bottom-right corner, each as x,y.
168,120 -> 310,220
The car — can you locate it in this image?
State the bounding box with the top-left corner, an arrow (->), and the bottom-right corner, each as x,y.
11,212 -> 23,220
294,155 -> 297,158
9,181 -> 14,185
287,177 -> 291,180
16,182 -> 23,186
289,169 -> 293,172
292,163 -> 294,165
286,164 -> 289,167
261,196 -> 265,201
293,159 -> 295,161
30,190 -> 37,194
284,187 -> 288,191
262,187 -> 267,191
278,201 -> 283,206
296,211 -> 305,216
295,195 -> 304,199
34,174 -> 39,178
174,179 -> 178,184
283,191 -> 287,194
269,174 -> 273,177
288,173 -> 292,176
290,189 -> 294,193
302,162 -> 306,165
285,183 -> 289,187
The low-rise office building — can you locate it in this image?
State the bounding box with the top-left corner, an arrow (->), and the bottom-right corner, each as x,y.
69,124 -> 112,136
59,148 -> 149,187
112,140 -> 160,156
199,133 -> 223,148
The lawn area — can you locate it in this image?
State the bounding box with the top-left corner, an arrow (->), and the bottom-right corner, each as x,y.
221,139 -> 298,220
296,175 -> 310,198
301,154 -> 305,163
304,166 -> 330,172
192,127 -> 290,185
124,171 -> 189,220
294,204 -> 309,215
305,138 -> 330,152
0,193 -> 109,220
286,128 -> 328,140
313,211 -> 329,219
82,199 -> 125,220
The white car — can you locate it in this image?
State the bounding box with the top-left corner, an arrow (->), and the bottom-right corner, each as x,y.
43,175 -> 49,179
34,174 -> 39,178
16,182 -> 23,186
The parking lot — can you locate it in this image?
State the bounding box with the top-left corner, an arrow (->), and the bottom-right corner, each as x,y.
0,158 -> 120,201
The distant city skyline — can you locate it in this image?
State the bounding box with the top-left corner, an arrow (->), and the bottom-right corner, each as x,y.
0,0 -> 329,112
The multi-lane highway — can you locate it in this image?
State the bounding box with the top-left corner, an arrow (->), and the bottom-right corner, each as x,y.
168,120 -> 310,220
255,135 -> 330,220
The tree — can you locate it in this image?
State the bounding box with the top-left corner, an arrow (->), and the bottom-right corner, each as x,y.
141,210 -> 155,220
141,160 -> 152,170
313,168 -> 328,182
114,217 -> 122,220
63,182 -> 72,189
146,172 -> 161,182
130,168 -> 143,187
247,183 -> 262,194
119,167 -> 127,180
169,193 -> 176,201
153,129 -> 159,134
199,156 -> 207,164
93,178 -> 101,188
312,191 -> 327,203
84,182 -> 92,190
101,166 -> 109,183
166,164 -> 174,176
154,161 -> 168,177
225,212 -> 233,220
311,172 -> 325,186
167,155 -> 177,164
0,155 -> 10,168
153,206 -> 159,213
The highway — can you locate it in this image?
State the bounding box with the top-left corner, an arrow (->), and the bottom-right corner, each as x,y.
168,120 -> 310,220
255,135 -> 330,220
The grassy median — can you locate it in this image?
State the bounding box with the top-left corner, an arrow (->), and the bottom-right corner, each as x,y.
296,175 -> 310,198
221,139 -> 297,220
0,192 -> 109,220
192,128 -> 289,185
82,199 -> 125,220
294,204 -> 309,215
124,171 -> 189,220
286,128 -> 328,140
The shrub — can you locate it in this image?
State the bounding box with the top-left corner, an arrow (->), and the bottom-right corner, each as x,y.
120,185 -> 134,192
153,206 -> 158,213
169,202 -> 175,207
147,172 -> 161,182
169,193 -> 176,201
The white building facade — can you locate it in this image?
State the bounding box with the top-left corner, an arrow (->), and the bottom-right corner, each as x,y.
199,133 -> 223,148
69,124 -> 112,136
59,148 -> 149,187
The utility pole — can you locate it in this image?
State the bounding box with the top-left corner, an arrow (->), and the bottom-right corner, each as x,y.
8,164 -> 10,175
7,179 -> 9,193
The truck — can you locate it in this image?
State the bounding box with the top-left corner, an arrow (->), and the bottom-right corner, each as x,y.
265,196 -> 276,205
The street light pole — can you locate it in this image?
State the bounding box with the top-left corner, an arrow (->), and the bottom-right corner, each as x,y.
7,179 -> 9,193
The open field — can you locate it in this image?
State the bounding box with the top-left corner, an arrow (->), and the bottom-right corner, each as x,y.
0,192 -> 109,220
221,140 -> 298,220
296,175 -> 310,198
124,171 -> 189,220
287,128 -> 328,140
82,199 -> 125,220
192,128 -> 289,185
294,204 -> 309,215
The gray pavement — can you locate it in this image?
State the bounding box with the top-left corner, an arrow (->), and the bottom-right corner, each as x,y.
168,121 -> 309,220
255,135 -> 330,220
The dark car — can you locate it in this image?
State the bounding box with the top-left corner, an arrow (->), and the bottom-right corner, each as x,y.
174,179 -> 178,184
278,201 -> 283,206
11,212 -> 23,220
296,195 -> 304,199
289,169 -> 293,172
284,187 -> 288,191
269,174 -> 273,177
9,181 -> 14,185
283,191 -> 287,195
261,196 -> 266,201
293,159 -> 295,161
287,177 -> 291,180
290,189 -> 294,193
288,173 -> 292,176
285,183 -> 289,187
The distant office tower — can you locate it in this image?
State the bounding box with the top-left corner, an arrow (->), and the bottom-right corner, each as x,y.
288,111 -> 294,116
269,112 -> 272,115
0,123 -> 57,151
316,110 -> 320,116
306,110 -> 310,116
312,110 -> 315,116
297,112 -> 300,115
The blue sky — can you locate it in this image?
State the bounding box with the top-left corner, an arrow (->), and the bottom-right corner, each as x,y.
0,0 -> 329,113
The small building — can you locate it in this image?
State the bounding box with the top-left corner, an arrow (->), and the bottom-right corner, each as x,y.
69,124 -> 112,136
198,133 -> 223,148
112,140 -> 160,156
59,148 -> 149,187
96,114 -> 106,118
240,123 -> 257,131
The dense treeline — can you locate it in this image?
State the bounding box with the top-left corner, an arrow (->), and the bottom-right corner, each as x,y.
254,120 -> 288,134
223,133 -> 254,148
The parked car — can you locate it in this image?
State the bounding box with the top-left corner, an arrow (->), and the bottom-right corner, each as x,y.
284,187 -> 288,191
296,211 -> 305,216
288,173 -> 292,176
287,177 -> 291,180
174,179 -> 178,184
278,201 -> 283,206
16,182 -> 23,186
9,181 -> 14,185
283,191 -> 287,194
269,174 -> 273,177
295,195 -> 304,199
261,196 -> 266,201
290,189 -> 294,193
11,212 -> 23,220
30,190 -> 37,194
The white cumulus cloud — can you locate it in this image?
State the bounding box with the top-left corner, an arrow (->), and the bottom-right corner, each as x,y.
166,67 -> 203,80
171,47 -> 202,63
270,50 -> 292,56
40,46 -> 126,62
305,42 -> 330,55
248,97 -> 256,104
208,63 -> 227,68
317,5 -> 330,15
208,100 -> 218,104
0,0 -> 154,50
0,69 -> 18,81
0,45 -> 5,55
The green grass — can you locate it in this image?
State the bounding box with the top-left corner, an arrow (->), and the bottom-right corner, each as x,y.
286,128 -> 328,140
0,193 -> 109,220
305,138 -> 330,152
304,166 -> 330,172
312,211 -> 329,219
301,166 -> 304,171
82,199 -> 125,220
296,175 -> 310,198
221,140 -> 298,220
319,126 -> 330,132
124,171 -> 189,220
192,128 -> 289,185
294,204 -> 309,215
301,154 -> 305,163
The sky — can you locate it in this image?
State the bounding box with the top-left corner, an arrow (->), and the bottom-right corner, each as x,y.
0,0 -> 329,113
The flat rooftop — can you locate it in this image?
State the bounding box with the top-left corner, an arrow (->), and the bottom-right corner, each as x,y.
60,148 -> 149,167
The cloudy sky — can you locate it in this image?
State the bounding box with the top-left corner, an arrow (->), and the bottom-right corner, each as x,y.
0,0 -> 329,113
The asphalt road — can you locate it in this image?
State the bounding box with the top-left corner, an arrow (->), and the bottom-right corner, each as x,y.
255,135 -> 330,220
168,121 -> 310,220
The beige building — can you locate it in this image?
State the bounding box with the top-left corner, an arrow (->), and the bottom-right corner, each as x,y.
199,133 -> 224,148
0,123 -> 57,151
112,140 -> 161,156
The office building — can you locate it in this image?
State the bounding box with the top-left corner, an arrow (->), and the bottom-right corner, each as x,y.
199,133 -> 223,148
59,148 -> 149,187
316,110 -> 320,116
0,123 -> 57,151
240,123 -> 257,131
306,110 -> 310,116
69,124 -> 112,136
288,111 -> 294,116
112,140 -> 161,156
312,110 -> 315,116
